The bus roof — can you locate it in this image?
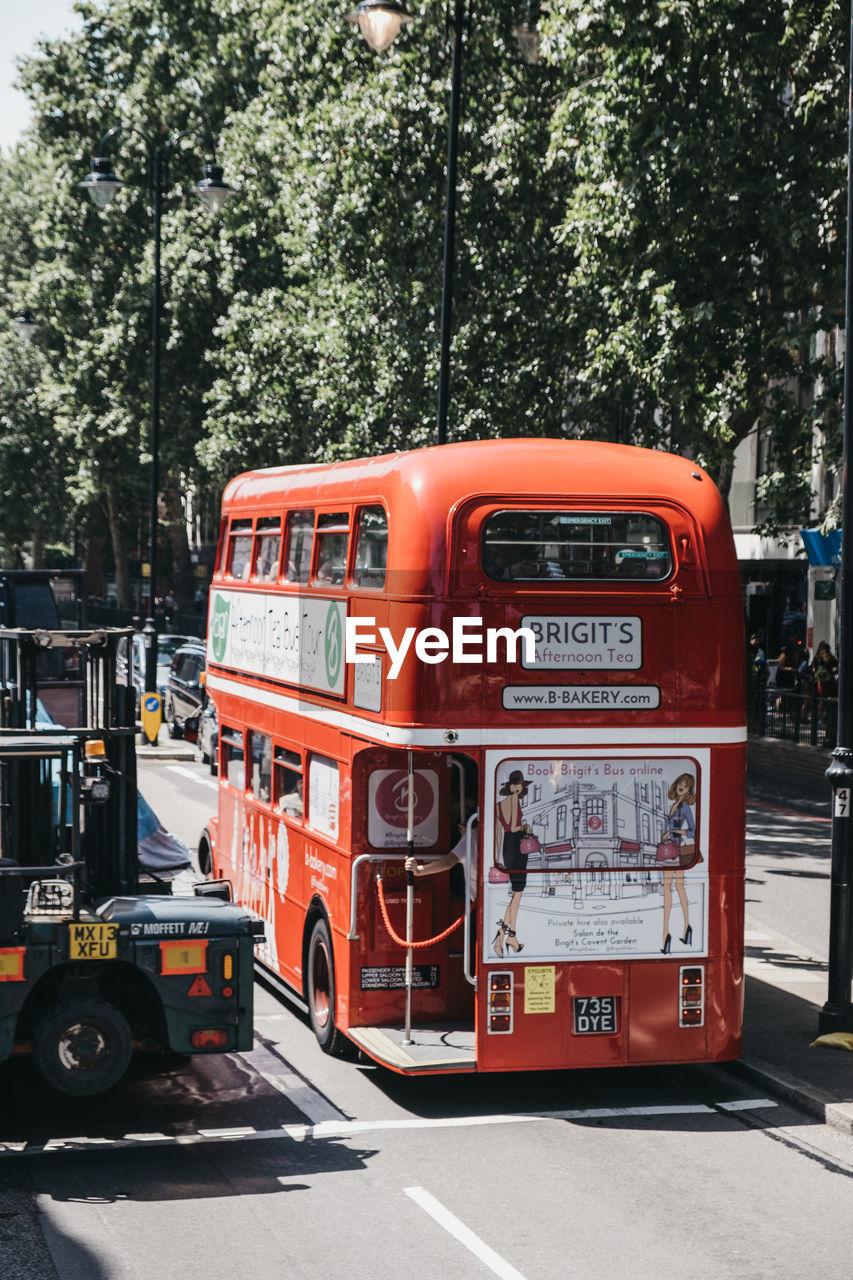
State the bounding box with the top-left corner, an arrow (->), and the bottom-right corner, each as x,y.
221,439 -> 724,523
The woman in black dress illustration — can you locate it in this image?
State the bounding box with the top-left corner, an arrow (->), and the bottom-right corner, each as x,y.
493,769 -> 531,956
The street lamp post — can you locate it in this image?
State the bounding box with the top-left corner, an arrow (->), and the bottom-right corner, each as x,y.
347,3 -> 538,445
819,2 -> 853,1034
346,0 -> 463,445
78,130 -> 236,704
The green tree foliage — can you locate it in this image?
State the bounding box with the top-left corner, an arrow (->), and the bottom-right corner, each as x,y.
2,0 -> 848,576
201,0 -> 568,476
541,0 -> 847,509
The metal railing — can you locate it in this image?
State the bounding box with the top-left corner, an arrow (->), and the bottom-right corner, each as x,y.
749,683 -> 838,747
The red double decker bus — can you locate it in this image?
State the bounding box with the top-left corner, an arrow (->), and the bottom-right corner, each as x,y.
201,438 -> 745,1073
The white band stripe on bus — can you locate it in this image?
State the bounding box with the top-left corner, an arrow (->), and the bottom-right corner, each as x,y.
206,672 -> 747,747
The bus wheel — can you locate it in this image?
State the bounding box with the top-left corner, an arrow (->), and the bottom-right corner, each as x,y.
307,918 -> 344,1055
32,999 -> 133,1096
198,834 -> 212,877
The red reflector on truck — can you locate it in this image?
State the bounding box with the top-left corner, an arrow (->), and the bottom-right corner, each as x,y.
191,1029 -> 229,1049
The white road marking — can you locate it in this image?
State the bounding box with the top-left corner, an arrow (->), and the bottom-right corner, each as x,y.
0,1098 -> 779,1159
405,1186 -> 528,1280
166,764 -> 218,790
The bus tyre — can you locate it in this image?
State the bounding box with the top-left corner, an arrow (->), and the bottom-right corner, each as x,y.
307,918 -> 344,1055
32,999 -> 133,1097
198,834 -> 212,877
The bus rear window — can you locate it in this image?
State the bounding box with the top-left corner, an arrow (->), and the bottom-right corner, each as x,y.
483,511 -> 672,582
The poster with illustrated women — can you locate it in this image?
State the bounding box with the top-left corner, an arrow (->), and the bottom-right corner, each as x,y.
485,754 -> 707,961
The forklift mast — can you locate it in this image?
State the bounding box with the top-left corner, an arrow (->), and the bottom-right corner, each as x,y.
0,627 -> 138,900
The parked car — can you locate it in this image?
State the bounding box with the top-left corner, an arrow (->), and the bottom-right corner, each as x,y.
164,642 -> 207,739
116,632 -> 194,713
197,696 -> 218,775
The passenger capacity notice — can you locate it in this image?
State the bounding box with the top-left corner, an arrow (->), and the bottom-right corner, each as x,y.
502,685 -> 660,711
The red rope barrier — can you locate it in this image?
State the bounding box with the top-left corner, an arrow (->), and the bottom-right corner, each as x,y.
375,874 -> 464,949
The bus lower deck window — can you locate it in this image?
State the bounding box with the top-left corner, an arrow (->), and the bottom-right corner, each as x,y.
249,731 -> 272,803
275,747 -> 303,818
221,728 -> 245,790
483,510 -> 672,582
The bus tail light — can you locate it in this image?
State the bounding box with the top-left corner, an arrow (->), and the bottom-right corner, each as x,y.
488,971 -> 513,1034
222,953 -> 234,981
679,966 -> 704,1027
191,1028 -> 229,1049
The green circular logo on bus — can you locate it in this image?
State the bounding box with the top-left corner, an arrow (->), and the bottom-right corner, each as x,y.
211,593 -> 231,664
324,604 -> 342,688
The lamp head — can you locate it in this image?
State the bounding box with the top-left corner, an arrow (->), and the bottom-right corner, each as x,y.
345,0 -> 413,53
195,162 -> 237,214
77,156 -> 125,208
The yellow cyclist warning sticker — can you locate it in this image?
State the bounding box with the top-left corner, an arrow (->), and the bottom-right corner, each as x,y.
524,965 -> 555,1014
68,923 -> 119,961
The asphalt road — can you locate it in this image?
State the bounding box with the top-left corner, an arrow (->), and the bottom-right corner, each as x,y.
1,756 -> 849,1280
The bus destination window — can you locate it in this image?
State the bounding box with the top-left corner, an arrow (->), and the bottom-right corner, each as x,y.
284,510 -> 314,584
483,510 -> 672,582
352,506 -> 388,589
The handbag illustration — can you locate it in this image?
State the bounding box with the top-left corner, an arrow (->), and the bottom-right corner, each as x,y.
520,833 -> 541,855
489,864 -> 509,884
655,840 -> 680,865
678,842 -> 702,867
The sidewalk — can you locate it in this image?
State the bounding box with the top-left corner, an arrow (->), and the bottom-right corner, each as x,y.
734,916 -> 853,1135
740,747 -> 853,1133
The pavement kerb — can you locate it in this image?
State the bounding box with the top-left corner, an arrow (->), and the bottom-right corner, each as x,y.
136,742 -> 197,761
728,1055 -> 853,1136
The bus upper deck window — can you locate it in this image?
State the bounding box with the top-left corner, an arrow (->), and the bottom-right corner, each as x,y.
253,518 -> 282,582
227,520 -> 253,580
483,511 -> 672,582
313,513 -> 350,587
353,506 -> 388,589
284,510 -> 314,584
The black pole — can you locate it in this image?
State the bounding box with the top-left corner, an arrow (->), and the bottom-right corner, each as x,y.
436,0 -> 466,446
143,146 -> 162,698
819,1 -> 853,1033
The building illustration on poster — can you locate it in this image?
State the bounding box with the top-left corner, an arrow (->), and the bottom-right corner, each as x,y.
486,754 -> 707,961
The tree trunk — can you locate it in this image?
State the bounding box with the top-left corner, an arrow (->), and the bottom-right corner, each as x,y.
162,471 -> 194,611
105,480 -> 132,608
31,520 -> 44,570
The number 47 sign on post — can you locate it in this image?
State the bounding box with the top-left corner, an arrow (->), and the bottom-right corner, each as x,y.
834,787 -> 850,818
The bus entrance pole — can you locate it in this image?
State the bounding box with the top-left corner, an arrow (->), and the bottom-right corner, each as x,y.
404,750 -> 415,1045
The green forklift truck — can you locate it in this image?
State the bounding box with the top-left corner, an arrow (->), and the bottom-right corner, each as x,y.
0,625 -> 262,1096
